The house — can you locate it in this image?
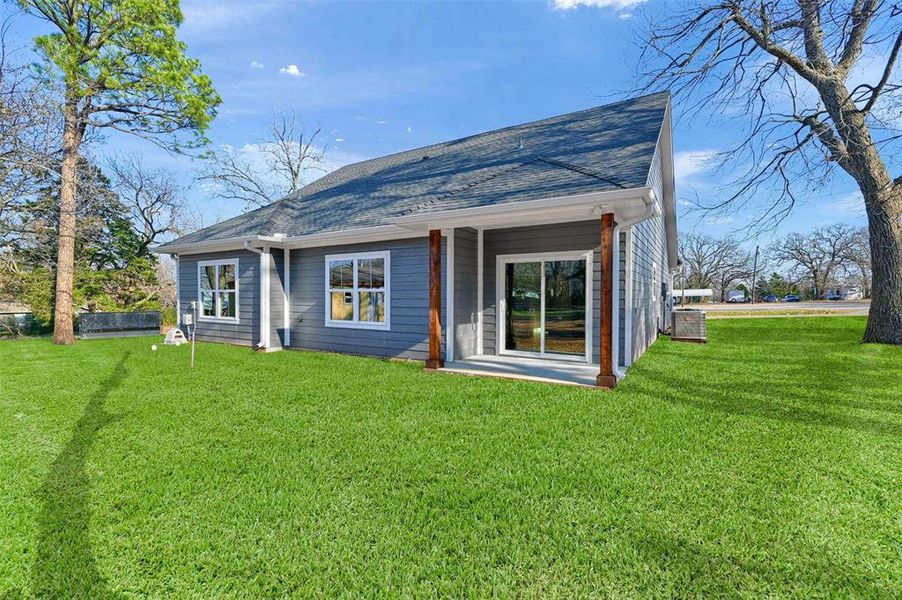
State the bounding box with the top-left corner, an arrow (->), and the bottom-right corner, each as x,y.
825,286 -> 864,301
672,288 -> 714,304
156,92 -> 678,388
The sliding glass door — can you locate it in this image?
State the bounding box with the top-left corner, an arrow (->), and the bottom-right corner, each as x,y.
502,254 -> 589,361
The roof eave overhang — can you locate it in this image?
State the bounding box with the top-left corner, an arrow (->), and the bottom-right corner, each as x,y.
154,235 -> 264,256
658,99 -> 679,270
155,187 -> 655,255
391,187 -> 654,231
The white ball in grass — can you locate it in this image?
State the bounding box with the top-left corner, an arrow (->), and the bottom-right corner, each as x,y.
151,344 -> 158,351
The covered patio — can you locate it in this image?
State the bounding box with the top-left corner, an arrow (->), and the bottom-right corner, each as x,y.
414,209 -> 629,389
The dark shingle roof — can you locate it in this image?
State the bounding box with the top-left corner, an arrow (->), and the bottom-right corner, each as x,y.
162,92 -> 669,248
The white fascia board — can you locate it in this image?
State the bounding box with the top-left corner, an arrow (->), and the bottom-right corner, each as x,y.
153,188 -> 655,256
154,235 -> 263,256
153,227 -> 425,256
392,187 -> 652,230
657,101 -> 679,270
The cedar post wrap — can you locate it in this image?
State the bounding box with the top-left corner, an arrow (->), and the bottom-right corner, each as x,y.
425,229 -> 444,370
597,213 -> 617,389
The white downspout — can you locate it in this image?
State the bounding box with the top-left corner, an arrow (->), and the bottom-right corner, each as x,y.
612,192 -> 659,378
446,228 -> 455,363
172,253 -> 181,332
623,230 -> 634,368
284,248 -> 291,347
476,227 -> 484,355
244,241 -> 268,350
612,224 -> 622,378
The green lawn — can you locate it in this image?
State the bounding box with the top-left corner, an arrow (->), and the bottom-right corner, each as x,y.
1,318 -> 900,597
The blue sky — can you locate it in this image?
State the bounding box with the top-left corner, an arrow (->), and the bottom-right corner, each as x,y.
6,0 -> 872,243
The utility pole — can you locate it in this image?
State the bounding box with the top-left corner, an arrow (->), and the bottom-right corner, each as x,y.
750,245 -> 760,304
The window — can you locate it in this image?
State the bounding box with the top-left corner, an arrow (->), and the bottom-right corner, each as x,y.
198,259 -> 239,322
325,252 -> 390,329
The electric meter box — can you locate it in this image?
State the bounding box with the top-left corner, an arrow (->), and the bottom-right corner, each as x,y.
182,313 -> 194,326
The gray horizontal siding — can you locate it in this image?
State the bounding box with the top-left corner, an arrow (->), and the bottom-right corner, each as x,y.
619,230 -> 627,368
629,136 -> 671,363
453,228 -> 478,360
177,250 -> 259,347
289,236 -> 445,360
482,221 -> 601,364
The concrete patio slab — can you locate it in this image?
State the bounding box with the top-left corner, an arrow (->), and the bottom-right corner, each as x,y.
440,354 -> 601,387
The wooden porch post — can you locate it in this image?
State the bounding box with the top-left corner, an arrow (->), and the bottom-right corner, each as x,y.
597,213 -> 617,389
425,229 -> 444,370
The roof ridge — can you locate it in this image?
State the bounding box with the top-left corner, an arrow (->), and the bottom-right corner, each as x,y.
274,90 -> 671,206
347,91 -> 669,169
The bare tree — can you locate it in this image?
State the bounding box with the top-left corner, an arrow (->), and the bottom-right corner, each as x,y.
106,154 -> 188,253
155,257 -> 177,310
636,1 -> 902,343
840,226 -> 872,296
200,110 -> 327,209
0,17 -> 60,244
679,232 -> 754,299
771,224 -> 856,298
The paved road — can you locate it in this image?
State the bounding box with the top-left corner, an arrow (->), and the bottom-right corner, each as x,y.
699,301 -> 870,315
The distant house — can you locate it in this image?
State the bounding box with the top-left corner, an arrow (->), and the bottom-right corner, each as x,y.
825,286 -> 864,300
672,288 -> 714,303
156,93 -> 678,387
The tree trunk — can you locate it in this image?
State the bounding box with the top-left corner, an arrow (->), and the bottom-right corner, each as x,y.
862,184 -> 902,343
817,78 -> 902,344
52,101 -> 82,345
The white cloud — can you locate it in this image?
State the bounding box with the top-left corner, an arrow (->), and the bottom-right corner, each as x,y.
376,120 -> 388,125
618,12 -> 633,19
553,0 -> 646,10
250,60 -> 264,69
279,64 -> 307,78
823,191 -> 866,217
181,0 -> 290,34
704,215 -> 735,225
673,149 -> 718,186
334,137 -> 344,143
406,126 -> 413,133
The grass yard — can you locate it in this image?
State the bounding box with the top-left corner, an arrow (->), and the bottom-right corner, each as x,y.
1,317 -> 900,597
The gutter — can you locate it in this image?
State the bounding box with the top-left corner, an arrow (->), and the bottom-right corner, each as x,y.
243,241 -> 269,350
155,189 -> 657,256
394,187 -> 653,228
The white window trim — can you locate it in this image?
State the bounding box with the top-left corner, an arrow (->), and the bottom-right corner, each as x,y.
495,250 -> 594,364
197,258 -> 240,323
324,251 -> 391,330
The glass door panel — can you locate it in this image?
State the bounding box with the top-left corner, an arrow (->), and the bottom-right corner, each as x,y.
504,262 -> 542,353
543,260 -> 586,356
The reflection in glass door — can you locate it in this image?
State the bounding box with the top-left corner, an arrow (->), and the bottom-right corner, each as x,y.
503,256 -> 588,360
544,260 -> 586,356
504,262 -> 542,353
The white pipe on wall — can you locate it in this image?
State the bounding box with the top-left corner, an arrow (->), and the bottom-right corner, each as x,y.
446,228 -> 455,364
613,199 -> 658,376
284,248 -> 291,347
476,227 -> 484,355
173,253 -> 180,330
244,241 -> 269,350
